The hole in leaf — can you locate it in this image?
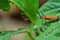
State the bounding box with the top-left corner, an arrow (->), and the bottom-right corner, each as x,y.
55,32 -> 60,37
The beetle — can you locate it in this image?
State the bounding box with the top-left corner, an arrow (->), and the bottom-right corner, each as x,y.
42,16 -> 58,20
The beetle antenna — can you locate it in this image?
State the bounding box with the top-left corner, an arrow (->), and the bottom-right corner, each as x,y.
36,10 -> 44,18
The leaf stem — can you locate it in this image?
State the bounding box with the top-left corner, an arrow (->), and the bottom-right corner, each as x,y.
27,31 -> 34,40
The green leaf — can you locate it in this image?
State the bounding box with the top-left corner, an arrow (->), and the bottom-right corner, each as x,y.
0,34 -> 12,40
10,0 -> 38,24
39,0 -> 60,15
35,0 -> 60,39
0,0 -> 11,11
35,20 -> 60,40
0,28 -> 27,40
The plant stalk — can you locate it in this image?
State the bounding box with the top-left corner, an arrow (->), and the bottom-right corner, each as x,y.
27,31 -> 34,40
